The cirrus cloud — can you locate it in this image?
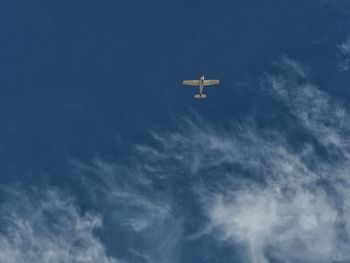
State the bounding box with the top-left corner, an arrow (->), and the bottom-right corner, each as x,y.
0,186 -> 119,263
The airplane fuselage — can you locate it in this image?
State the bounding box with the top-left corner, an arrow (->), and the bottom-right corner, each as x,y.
199,75 -> 205,95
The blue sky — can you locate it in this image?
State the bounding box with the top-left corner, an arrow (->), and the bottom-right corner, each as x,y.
1,1 -> 350,262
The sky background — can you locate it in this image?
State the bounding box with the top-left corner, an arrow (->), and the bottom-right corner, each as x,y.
1,1 -> 350,262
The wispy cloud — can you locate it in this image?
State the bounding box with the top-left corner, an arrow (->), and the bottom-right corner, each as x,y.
267,56 -> 350,151
0,186 -> 118,263
71,158 -> 184,263
202,57 -> 350,262
116,57 -> 350,262
3,56 -> 349,262
337,36 -> 350,71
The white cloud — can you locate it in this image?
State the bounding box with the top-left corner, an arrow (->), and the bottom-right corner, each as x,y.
266,56 -> 350,151
119,57 -> 350,262
337,36 -> 350,71
7,56 -> 349,263
0,186 -> 118,263
203,58 -> 350,262
72,158 -> 183,263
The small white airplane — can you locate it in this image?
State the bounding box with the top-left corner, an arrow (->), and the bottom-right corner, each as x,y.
183,75 -> 219,99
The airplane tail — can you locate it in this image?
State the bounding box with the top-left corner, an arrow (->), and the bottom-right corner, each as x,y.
194,94 -> 207,99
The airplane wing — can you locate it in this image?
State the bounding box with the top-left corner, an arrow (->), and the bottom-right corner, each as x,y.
204,80 -> 219,86
183,80 -> 200,86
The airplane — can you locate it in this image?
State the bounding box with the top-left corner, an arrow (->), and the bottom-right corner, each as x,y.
183,75 -> 219,99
